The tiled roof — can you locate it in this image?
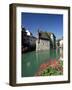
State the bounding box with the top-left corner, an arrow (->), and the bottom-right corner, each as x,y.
39,31 -> 52,40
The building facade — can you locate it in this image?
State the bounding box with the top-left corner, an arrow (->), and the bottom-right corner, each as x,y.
36,31 -> 56,51
56,39 -> 63,48
22,28 -> 56,52
22,27 -> 36,53
36,39 -> 50,51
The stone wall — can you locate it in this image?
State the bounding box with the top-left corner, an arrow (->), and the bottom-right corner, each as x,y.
36,39 -> 50,51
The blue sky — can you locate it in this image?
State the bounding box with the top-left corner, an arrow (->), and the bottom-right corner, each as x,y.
21,12 -> 63,40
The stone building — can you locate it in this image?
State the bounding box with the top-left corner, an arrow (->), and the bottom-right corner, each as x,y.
36,31 -> 56,51
22,27 -> 36,53
56,38 -> 63,48
59,39 -> 63,48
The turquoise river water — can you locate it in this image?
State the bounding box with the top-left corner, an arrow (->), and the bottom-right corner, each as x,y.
22,49 -> 61,77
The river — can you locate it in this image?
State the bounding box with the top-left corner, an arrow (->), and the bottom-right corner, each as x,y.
22,48 -> 62,77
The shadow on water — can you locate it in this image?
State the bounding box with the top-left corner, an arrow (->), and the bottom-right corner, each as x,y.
22,48 -> 61,77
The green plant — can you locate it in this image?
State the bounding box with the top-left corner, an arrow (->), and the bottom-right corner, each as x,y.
60,60 -> 63,67
41,66 -> 63,76
36,60 -> 63,76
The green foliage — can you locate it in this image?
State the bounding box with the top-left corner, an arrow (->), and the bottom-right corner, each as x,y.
41,61 -> 63,76
60,60 -> 63,67
41,67 -> 62,76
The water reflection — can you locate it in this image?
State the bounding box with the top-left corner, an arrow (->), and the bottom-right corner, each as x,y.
22,48 -> 62,77
26,62 -> 31,67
